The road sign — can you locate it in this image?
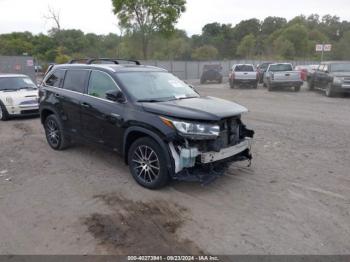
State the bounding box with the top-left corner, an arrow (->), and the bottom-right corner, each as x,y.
323,44 -> 332,51
316,44 -> 323,52
316,44 -> 332,52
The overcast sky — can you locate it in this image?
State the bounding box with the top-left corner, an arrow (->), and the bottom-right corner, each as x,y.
0,0 -> 349,36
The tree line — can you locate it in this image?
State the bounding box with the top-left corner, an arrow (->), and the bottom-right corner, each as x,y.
1,14 -> 350,64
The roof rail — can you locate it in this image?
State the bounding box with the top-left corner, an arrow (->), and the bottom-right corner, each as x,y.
86,58 -> 141,65
68,58 -> 90,64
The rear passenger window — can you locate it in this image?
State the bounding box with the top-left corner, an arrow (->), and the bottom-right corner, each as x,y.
45,70 -> 65,87
88,71 -> 118,99
63,70 -> 89,93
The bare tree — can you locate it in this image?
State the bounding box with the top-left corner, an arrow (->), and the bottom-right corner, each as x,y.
44,6 -> 61,31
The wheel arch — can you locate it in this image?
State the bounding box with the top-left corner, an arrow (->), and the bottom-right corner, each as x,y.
123,126 -> 174,174
40,106 -> 58,125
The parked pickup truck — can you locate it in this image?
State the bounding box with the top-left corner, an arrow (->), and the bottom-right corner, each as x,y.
229,64 -> 258,89
307,61 -> 350,97
264,63 -> 303,92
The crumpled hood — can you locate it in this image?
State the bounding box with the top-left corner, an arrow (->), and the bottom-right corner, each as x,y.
141,96 -> 248,121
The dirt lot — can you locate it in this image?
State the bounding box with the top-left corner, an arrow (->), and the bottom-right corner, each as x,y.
0,83 -> 350,255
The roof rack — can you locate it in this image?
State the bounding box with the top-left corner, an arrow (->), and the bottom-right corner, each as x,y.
67,58 -> 141,66
68,58 -> 90,64
86,58 -> 141,65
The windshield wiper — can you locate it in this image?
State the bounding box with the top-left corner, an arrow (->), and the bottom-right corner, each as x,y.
137,99 -> 164,103
19,86 -> 37,90
0,88 -> 17,92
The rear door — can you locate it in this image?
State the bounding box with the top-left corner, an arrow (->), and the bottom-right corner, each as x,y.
61,69 -> 90,135
80,70 -> 125,152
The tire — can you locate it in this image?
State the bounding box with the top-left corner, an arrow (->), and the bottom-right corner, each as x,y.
44,114 -> 70,150
294,85 -> 301,92
128,137 -> 170,189
325,83 -> 335,97
218,78 -> 223,84
307,80 -> 314,91
0,101 -> 10,121
200,78 -> 205,85
229,80 -> 234,89
267,82 -> 273,91
263,82 -> 267,88
253,82 -> 258,89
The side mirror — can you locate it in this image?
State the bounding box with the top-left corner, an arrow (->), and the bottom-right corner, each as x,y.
106,90 -> 126,103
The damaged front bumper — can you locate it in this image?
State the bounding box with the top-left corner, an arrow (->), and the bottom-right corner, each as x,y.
169,137 -> 253,184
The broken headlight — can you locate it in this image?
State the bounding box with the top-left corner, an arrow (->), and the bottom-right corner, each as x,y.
161,117 -> 220,140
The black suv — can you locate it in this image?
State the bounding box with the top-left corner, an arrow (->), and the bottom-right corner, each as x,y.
200,64 -> 223,84
39,59 -> 254,189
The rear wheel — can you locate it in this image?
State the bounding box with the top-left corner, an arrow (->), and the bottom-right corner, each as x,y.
44,114 -> 70,150
307,80 -> 314,90
229,80 -> 234,89
128,137 -> 170,189
0,101 -> 9,121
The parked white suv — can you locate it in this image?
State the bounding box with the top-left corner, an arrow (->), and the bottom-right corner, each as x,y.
0,74 -> 39,121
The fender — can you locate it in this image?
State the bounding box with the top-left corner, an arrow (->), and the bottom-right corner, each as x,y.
39,104 -> 60,124
123,126 -> 175,175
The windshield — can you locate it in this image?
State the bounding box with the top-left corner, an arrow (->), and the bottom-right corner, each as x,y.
331,63 -> 350,72
116,72 -> 199,101
269,64 -> 293,72
0,77 -> 37,91
235,65 -> 254,72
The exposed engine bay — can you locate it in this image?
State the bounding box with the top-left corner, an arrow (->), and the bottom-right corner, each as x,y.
168,116 -> 255,183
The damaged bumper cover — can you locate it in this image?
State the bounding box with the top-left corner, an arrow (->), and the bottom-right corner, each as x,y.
169,125 -> 254,184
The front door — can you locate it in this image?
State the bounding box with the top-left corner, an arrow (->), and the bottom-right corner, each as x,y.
80,70 -> 125,152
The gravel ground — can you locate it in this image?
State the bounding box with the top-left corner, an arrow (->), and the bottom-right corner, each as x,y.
0,83 -> 349,255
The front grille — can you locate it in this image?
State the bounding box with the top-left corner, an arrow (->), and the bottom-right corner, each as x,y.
343,78 -> 350,84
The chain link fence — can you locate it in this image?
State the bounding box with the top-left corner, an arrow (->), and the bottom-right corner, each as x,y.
0,56 -> 36,81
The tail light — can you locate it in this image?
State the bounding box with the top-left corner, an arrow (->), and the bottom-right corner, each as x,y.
256,72 -> 259,79
231,72 -> 235,80
299,71 -> 303,80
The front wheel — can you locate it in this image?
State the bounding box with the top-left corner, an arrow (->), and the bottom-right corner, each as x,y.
44,114 -> 70,150
128,137 -> 170,189
0,101 -> 10,121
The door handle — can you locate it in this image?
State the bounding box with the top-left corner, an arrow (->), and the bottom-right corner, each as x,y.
81,102 -> 91,108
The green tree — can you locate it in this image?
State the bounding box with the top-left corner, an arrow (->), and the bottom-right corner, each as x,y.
191,45 -> 218,61
333,31 -> 350,60
237,34 -> 256,58
281,24 -> 308,57
273,37 -> 295,59
111,0 -> 186,59
234,19 -> 261,41
261,17 -> 287,35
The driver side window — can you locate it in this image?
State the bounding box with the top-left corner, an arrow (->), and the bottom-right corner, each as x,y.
88,71 -> 118,99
